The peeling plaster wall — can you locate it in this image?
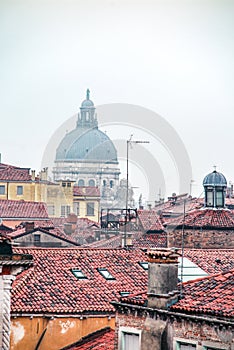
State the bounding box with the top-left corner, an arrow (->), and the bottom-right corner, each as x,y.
10,316 -> 115,350
115,310 -> 234,350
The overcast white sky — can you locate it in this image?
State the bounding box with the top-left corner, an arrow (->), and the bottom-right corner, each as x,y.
1,0 -> 233,200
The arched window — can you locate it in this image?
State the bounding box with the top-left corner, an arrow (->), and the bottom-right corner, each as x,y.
110,180 -> 114,188
89,179 -> 95,187
78,179 -> 85,186
103,180 -> 106,187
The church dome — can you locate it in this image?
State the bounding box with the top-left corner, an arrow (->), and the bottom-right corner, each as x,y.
55,89 -> 118,164
55,127 -> 118,163
203,170 -> 227,187
81,99 -> 94,108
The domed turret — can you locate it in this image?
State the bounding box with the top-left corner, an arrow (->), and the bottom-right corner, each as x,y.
203,169 -> 227,208
203,170 -> 227,187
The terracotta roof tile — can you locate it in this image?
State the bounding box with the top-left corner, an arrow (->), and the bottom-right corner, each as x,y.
61,327 -> 114,350
171,269 -> 234,318
11,247 -> 148,314
137,210 -> 164,232
73,186 -> 100,197
86,232 -> 167,249
168,208 -> 234,229
184,249 -> 234,274
0,199 -> 49,219
0,164 -> 32,181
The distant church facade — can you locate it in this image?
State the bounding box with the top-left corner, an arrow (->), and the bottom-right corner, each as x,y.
53,90 -> 122,208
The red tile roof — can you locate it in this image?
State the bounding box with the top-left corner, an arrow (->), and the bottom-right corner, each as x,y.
0,223 -> 13,235
168,208 -> 234,229
184,249 -> 234,274
171,269 -> 234,318
8,227 -> 79,246
0,199 -> 49,219
11,247 -> 148,314
0,164 -> 32,181
61,327 -> 114,350
86,232 -> 167,249
73,186 -> 100,197
137,210 -> 164,232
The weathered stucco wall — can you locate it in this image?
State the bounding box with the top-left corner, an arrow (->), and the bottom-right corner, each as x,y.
10,315 -> 115,350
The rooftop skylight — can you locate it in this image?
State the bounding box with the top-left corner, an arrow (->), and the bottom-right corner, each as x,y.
97,268 -> 115,280
119,291 -> 130,297
178,257 -> 208,282
139,262 -> 148,270
71,269 -> 87,279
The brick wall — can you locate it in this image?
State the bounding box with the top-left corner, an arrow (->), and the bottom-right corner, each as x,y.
114,306 -> 234,350
168,229 -> 234,249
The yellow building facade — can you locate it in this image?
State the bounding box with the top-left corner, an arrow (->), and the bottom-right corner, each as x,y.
0,164 -> 100,222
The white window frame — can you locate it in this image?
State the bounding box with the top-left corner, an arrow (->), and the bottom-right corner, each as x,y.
202,341 -> 229,350
174,338 -> 198,350
118,327 -> 141,350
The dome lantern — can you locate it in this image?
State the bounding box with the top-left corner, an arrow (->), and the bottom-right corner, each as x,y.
77,89 -> 97,128
203,168 -> 227,208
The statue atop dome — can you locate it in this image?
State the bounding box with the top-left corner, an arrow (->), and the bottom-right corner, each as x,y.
77,89 -> 97,128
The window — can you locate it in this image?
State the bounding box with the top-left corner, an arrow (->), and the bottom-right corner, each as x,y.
67,182 -> 71,187
62,182 -> 66,187
74,202 -> 80,216
120,330 -> 140,350
61,205 -> 71,217
78,179 -> 85,186
216,190 -> 223,207
0,185 -> 5,195
203,344 -> 228,350
88,179 -> 95,187
206,190 -> 213,207
97,268 -> 115,280
139,262 -> 148,270
103,180 -> 106,186
110,180 -> 114,188
47,205 -> 55,216
34,234 -> 41,242
17,186 -> 23,195
86,202 -> 95,216
177,342 -> 196,350
120,291 -> 130,297
71,269 -> 87,279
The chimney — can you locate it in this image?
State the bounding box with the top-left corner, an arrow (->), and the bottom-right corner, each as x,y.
25,222 -> 35,233
147,248 -> 179,309
31,170 -> 35,181
121,232 -> 133,248
40,168 -> 48,181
